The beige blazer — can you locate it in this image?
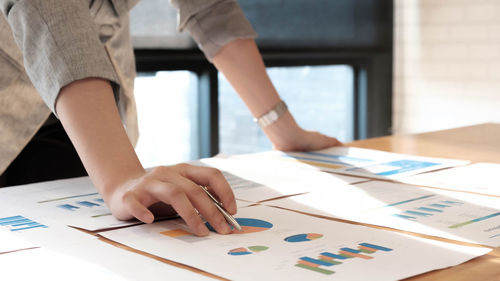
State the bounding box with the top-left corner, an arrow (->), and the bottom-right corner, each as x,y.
0,0 -> 256,175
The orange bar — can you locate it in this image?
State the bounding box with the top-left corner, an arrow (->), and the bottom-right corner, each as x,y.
339,250 -> 373,260
160,229 -> 192,237
297,260 -> 320,268
319,255 -> 334,261
284,158 -> 344,169
358,245 -> 377,252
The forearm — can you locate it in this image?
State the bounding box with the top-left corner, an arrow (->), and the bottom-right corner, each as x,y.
212,39 -> 301,148
55,78 -> 237,234
55,78 -> 144,204
213,39 -> 341,151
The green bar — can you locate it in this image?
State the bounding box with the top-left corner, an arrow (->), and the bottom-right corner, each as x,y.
449,212 -> 500,229
295,263 -> 335,275
37,193 -> 99,203
91,213 -> 112,218
318,258 -> 342,265
340,253 -> 354,258
358,248 -> 375,254
449,221 -> 473,229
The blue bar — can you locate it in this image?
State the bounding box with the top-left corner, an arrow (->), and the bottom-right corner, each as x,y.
58,204 -> 80,211
359,243 -> 393,252
442,200 -> 463,205
0,215 -> 24,223
77,201 -> 100,207
11,224 -> 47,231
375,160 -> 438,176
429,203 -> 450,208
470,212 -> 500,223
393,214 -> 417,220
94,198 -> 105,203
416,207 -> 443,213
340,248 -> 361,254
0,218 -> 30,226
405,210 -> 433,217
300,257 -> 335,266
384,195 -> 435,208
11,221 -> 37,227
321,252 -> 349,260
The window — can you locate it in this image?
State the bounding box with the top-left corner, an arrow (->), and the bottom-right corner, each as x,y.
219,65 -> 354,155
131,0 -> 394,160
134,71 -> 199,168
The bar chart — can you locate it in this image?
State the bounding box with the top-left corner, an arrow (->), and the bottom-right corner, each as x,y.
0,215 -> 47,231
295,243 -> 393,275
393,200 -> 464,221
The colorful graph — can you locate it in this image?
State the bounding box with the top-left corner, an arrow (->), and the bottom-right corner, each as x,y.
279,152 -> 374,170
285,233 -> 323,243
347,160 -> 439,176
206,218 -> 273,234
393,200 -> 463,221
228,246 -> 269,256
160,228 -> 209,243
449,212 -> 500,229
295,242 -> 392,275
0,215 -> 47,231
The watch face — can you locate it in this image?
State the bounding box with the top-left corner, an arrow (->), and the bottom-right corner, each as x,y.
268,111 -> 279,121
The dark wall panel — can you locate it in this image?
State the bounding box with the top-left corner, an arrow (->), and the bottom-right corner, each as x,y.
239,0 -> 393,50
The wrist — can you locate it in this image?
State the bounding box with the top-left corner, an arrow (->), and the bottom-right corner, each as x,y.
261,111 -> 304,151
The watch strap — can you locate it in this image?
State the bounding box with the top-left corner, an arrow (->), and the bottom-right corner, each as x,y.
253,100 -> 288,128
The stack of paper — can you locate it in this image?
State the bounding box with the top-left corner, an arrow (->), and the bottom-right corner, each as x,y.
101,205 -> 489,281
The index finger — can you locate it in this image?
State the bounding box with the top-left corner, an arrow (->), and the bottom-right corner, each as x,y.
174,163 -> 237,215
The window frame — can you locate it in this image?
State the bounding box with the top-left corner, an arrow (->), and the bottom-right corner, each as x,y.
134,47 -> 393,159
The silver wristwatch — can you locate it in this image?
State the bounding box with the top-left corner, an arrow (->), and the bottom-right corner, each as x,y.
253,100 -> 288,128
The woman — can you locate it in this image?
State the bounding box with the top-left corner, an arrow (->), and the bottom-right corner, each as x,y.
0,0 -> 340,236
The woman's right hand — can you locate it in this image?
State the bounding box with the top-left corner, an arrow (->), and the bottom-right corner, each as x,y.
56,79 -> 237,237
104,163 -> 237,237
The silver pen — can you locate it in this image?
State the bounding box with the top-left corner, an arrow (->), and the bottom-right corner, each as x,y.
200,186 -> 242,232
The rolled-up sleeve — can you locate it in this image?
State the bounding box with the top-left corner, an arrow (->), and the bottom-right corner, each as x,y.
1,0 -> 120,114
170,0 -> 257,60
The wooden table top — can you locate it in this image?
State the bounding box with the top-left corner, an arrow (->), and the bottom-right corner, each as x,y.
347,123 -> 500,280
97,123 -> 500,280
349,123 -> 500,164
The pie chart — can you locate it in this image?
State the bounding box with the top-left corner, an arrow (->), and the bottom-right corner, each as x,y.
206,218 -> 273,234
284,233 -> 323,242
228,246 -> 269,256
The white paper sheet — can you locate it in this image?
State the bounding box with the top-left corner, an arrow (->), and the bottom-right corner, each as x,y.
0,230 -> 37,254
231,147 -> 469,180
101,205 -> 489,281
197,157 -> 366,202
402,163 -> 500,196
0,177 -> 139,231
264,181 -> 500,246
0,206 -> 101,253
0,247 -> 127,281
0,239 -> 207,281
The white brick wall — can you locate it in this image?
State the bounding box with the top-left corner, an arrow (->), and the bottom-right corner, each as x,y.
393,0 -> 500,134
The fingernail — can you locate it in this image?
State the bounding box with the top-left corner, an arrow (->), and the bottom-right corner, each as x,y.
219,221 -> 231,234
198,223 -> 209,236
